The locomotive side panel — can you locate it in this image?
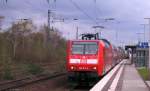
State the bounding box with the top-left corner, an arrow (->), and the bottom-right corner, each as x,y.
101,40 -> 113,74
97,41 -> 105,76
67,40 -> 71,72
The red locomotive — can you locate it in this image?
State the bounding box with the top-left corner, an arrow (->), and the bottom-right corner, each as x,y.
66,33 -> 123,83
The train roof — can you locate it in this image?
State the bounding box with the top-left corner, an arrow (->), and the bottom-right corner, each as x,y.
69,39 -> 111,46
69,33 -> 112,46
69,39 -> 100,42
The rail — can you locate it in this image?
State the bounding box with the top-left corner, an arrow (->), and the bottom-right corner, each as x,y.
0,72 -> 66,91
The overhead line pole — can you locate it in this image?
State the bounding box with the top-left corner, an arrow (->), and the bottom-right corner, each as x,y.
76,26 -> 78,39
47,0 -> 52,44
48,9 -> 51,29
73,18 -> 79,40
46,9 -> 51,44
46,0 -> 57,43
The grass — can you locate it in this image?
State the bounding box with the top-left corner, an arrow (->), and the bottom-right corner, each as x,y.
1,57 -> 14,80
25,63 -> 44,75
0,62 -> 44,80
138,67 -> 150,80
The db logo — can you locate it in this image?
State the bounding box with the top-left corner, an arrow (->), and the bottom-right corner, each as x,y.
82,56 -> 86,59
80,56 -> 87,63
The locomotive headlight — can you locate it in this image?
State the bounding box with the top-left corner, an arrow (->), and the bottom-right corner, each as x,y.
87,59 -> 98,64
71,66 -> 74,69
70,66 -> 76,70
70,59 -> 80,63
93,67 -> 97,70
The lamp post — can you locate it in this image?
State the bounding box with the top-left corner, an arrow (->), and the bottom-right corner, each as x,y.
144,18 -> 150,69
104,18 -> 120,44
140,24 -> 148,42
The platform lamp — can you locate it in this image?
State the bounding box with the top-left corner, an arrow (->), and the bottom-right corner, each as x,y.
105,18 -> 120,44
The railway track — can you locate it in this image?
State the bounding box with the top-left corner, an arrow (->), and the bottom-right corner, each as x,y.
0,72 -> 66,91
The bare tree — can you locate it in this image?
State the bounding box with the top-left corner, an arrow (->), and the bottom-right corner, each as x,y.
8,19 -> 35,59
0,16 -> 4,30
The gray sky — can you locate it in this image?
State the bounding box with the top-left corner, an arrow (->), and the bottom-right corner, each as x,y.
0,0 -> 150,46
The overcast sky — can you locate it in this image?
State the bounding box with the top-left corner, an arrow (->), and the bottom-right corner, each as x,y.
0,0 -> 150,46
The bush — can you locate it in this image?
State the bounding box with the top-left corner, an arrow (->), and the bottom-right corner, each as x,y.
26,63 -> 43,75
2,67 -> 13,80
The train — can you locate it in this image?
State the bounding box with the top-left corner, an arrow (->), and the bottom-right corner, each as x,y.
66,33 -> 125,83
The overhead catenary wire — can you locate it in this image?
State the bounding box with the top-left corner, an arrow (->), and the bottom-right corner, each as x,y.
68,0 -> 99,25
25,0 -> 48,13
1,0 -> 58,30
94,0 -> 102,16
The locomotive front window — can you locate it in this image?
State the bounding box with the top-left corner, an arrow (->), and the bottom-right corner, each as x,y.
85,44 -> 98,54
72,44 -> 84,54
72,42 -> 98,54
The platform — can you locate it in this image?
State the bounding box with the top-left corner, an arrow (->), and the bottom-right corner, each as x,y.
90,59 -> 150,91
121,64 -> 149,91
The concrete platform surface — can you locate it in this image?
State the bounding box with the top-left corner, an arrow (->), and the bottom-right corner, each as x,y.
121,65 -> 149,91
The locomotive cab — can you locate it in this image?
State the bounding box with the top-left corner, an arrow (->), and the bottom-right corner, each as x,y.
68,41 -> 99,71
66,33 -> 113,83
